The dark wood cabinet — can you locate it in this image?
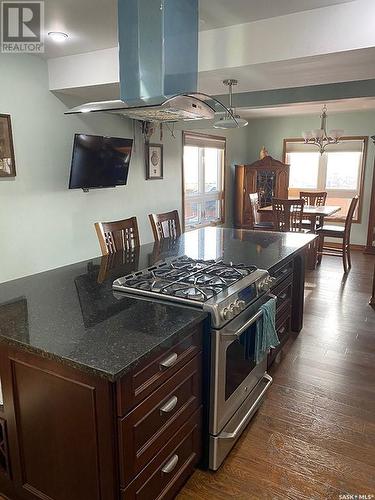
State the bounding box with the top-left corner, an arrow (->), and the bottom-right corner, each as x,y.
267,251 -> 306,367
121,408 -> 202,500
0,346 -> 116,500
116,326 -> 202,416
234,156 -> 290,228
118,354 -> 202,486
0,322 -> 204,500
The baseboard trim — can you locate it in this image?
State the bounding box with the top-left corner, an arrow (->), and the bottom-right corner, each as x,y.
364,246 -> 375,255
324,242 -> 365,251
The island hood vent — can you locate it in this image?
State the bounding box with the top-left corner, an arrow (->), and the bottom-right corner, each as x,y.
66,0 -> 216,122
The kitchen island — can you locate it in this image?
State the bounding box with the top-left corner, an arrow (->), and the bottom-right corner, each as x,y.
0,228 -> 315,500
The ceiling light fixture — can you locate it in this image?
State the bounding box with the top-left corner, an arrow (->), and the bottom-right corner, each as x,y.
48,31 -> 69,43
302,105 -> 344,154
213,79 -> 248,129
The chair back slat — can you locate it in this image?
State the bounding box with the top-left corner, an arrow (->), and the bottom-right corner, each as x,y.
95,217 -> 140,255
344,196 -> 359,240
300,191 -> 327,206
149,210 -> 181,242
272,198 -> 305,232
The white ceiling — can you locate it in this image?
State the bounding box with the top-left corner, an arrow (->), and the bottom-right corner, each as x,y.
55,46 -> 375,102
199,0 -> 354,30
240,97 -> 375,118
199,47 -> 375,96
43,0 -> 354,58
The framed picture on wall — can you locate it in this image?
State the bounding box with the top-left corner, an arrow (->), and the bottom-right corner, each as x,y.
0,114 -> 16,178
146,143 -> 163,180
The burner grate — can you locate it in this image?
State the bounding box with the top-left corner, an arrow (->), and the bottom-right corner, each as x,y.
118,256 -> 258,303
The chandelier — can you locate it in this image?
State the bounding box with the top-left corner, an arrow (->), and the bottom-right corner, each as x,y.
302,105 -> 344,154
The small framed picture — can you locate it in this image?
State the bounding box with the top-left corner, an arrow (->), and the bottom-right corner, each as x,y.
0,114 -> 16,178
146,143 -> 163,180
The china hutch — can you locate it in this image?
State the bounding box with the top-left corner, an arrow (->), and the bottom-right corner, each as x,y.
234,156 -> 290,229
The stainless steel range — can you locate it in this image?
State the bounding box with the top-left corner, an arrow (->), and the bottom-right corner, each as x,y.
113,256 -> 276,470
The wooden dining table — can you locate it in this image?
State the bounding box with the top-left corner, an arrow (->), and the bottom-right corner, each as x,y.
258,204 -> 341,230
258,204 -> 341,268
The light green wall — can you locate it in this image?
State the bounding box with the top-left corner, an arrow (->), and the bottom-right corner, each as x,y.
0,54 -> 248,283
241,111 -> 375,245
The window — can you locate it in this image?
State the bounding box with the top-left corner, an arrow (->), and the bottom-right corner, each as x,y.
284,137 -> 368,222
183,132 -> 225,231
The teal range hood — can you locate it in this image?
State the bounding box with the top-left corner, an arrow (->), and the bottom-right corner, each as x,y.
66,0 -> 216,122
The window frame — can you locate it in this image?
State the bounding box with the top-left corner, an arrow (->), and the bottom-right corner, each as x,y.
182,131 -> 226,232
282,136 -> 368,223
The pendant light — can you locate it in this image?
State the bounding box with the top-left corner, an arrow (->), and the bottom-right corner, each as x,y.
213,79 -> 248,129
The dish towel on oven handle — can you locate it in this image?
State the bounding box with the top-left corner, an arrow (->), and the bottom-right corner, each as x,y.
255,297 -> 280,363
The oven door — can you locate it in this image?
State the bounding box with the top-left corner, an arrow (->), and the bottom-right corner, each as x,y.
210,293 -> 274,436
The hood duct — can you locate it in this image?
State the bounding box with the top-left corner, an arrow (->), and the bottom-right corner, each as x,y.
66,0 -> 239,125
119,0 -> 198,106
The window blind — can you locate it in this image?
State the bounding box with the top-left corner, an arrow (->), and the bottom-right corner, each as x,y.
184,133 -> 226,150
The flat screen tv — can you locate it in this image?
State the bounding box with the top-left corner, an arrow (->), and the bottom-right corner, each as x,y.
69,134 -> 133,190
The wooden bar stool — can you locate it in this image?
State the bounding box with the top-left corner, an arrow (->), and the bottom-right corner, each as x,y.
94,217 -> 140,255
316,196 -> 358,273
149,210 -> 181,242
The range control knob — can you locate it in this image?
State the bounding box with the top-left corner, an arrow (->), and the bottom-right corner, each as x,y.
257,279 -> 268,292
221,307 -> 233,321
233,299 -> 246,313
237,300 -> 246,311
231,302 -> 241,314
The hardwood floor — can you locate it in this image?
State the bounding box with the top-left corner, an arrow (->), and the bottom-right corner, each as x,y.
178,251 -> 375,500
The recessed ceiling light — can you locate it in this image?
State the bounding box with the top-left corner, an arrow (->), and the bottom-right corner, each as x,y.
48,31 -> 69,43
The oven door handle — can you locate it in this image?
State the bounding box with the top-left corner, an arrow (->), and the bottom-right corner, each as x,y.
222,294 -> 277,341
220,373 -> 273,440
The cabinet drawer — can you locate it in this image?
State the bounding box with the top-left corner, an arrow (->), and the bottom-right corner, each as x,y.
273,274 -> 293,315
121,407 -> 202,500
118,353 -> 202,486
268,312 -> 291,368
116,325 -> 203,415
276,312 -> 291,344
270,259 -> 294,286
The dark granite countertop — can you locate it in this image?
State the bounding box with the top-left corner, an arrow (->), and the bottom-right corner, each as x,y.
0,227 -> 314,381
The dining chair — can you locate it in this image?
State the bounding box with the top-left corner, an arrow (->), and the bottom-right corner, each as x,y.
299,191 -> 327,230
316,196 -> 359,273
249,193 -> 274,230
94,217 -> 140,255
299,191 -> 327,206
149,210 -> 181,242
272,198 -> 306,233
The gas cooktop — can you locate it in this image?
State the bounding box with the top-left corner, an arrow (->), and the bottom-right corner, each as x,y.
113,256 -> 256,302
113,256 -> 274,328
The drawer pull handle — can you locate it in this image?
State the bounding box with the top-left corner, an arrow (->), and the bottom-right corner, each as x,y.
279,292 -> 287,300
278,326 -> 286,335
160,396 -> 178,415
162,454 -> 179,474
159,352 -> 178,370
